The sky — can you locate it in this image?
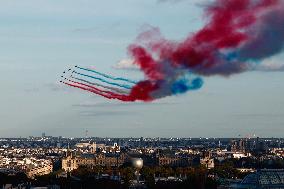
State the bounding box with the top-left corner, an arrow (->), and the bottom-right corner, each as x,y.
0,0 -> 283,138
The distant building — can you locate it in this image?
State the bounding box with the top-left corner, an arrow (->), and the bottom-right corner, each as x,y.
62,153 -> 78,172
230,139 -> 247,153
0,156 -> 53,178
26,161 -> 53,178
230,138 -> 269,154
62,152 -> 126,172
200,152 -> 214,169
75,143 -> 90,148
157,154 -> 193,167
200,157 -> 214,169
237,168 -> 255,173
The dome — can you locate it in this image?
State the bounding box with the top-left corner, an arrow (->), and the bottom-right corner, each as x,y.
132,158 -> 143,169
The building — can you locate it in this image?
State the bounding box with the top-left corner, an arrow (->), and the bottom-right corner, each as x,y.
26,161 -> 53,178
230,139 -> 247,153
232,169 -> 284,188
200,156 -> 214,169
62,153 -> 78,172
157,154 -> 193,167
62,152 -> 126,172
200,151 -> 214,169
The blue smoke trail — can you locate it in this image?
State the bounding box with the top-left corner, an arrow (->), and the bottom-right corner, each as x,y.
71,76 -> 129,94
73,71 -> 133,89
171,77 -> 203,95
75,66 -> 137,84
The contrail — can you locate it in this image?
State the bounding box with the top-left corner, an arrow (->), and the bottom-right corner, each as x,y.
65,79 -> 129,101
71,76 -> 129,94
73,71 -> 133,89
75,66 -> 137,84
62,81 -> 118,100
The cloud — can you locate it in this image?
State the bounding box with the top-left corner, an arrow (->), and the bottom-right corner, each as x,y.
254,60 -> 284,72
112,59 -> 138,70
24,82 -> 70,93
232,113 -> 284,119
72,100 -> 178,108
252,55 -> 284,72
72,27 -> 97,33
24,87 -> 40,93
157,0 -> 206,4
79,110 -> 132,117
255,64 -> 284,72
45,82 -> 72,92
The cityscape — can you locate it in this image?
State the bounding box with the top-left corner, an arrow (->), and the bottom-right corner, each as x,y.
1,134 -> 284,188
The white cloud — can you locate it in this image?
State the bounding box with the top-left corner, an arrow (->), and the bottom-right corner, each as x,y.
254,54 -> 284,72
255,64 -> 284,72
72,27 -> 97,33
113,59 -> 139,70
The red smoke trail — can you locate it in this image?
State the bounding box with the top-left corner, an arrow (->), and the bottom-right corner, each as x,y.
128,81 -> 157,101
65,78 -> 157,101
71,76 -> 130,94
62,81 -> 114,99
66,80 -> 132,101
68,79 -> 124,96
62,81 -> 129,101
67,79 -> 156,102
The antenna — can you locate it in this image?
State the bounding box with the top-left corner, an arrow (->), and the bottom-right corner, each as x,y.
85,129 -> 88,138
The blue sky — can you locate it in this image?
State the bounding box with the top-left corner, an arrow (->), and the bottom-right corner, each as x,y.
0,0 -> 283,138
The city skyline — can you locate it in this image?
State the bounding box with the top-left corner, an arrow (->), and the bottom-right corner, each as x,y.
0,0 -> 284,138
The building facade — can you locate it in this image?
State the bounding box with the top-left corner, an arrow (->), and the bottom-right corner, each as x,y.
26,162 -> 53,178
62,153 -> 126,172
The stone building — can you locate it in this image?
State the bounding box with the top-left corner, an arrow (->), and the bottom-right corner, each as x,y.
200,151 -> 214,169
200,156 -> 214,169
157,154 -> 193,167
62,152 -> 126,172
26,160 -> 53,178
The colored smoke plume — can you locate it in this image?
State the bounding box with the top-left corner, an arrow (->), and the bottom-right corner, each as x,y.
127,0 -> 284,101
62,0 -> 284,102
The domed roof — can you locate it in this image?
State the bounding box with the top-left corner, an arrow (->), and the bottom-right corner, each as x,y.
132,158 -> 143,169
241,169 -> 284,187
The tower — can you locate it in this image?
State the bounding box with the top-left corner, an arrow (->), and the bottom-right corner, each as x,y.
91,142 -> 96,154
67,142 -> 72,158
85,129 -> 88,138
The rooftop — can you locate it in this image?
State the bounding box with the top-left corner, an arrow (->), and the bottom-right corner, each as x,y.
235,169 -> 284,188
